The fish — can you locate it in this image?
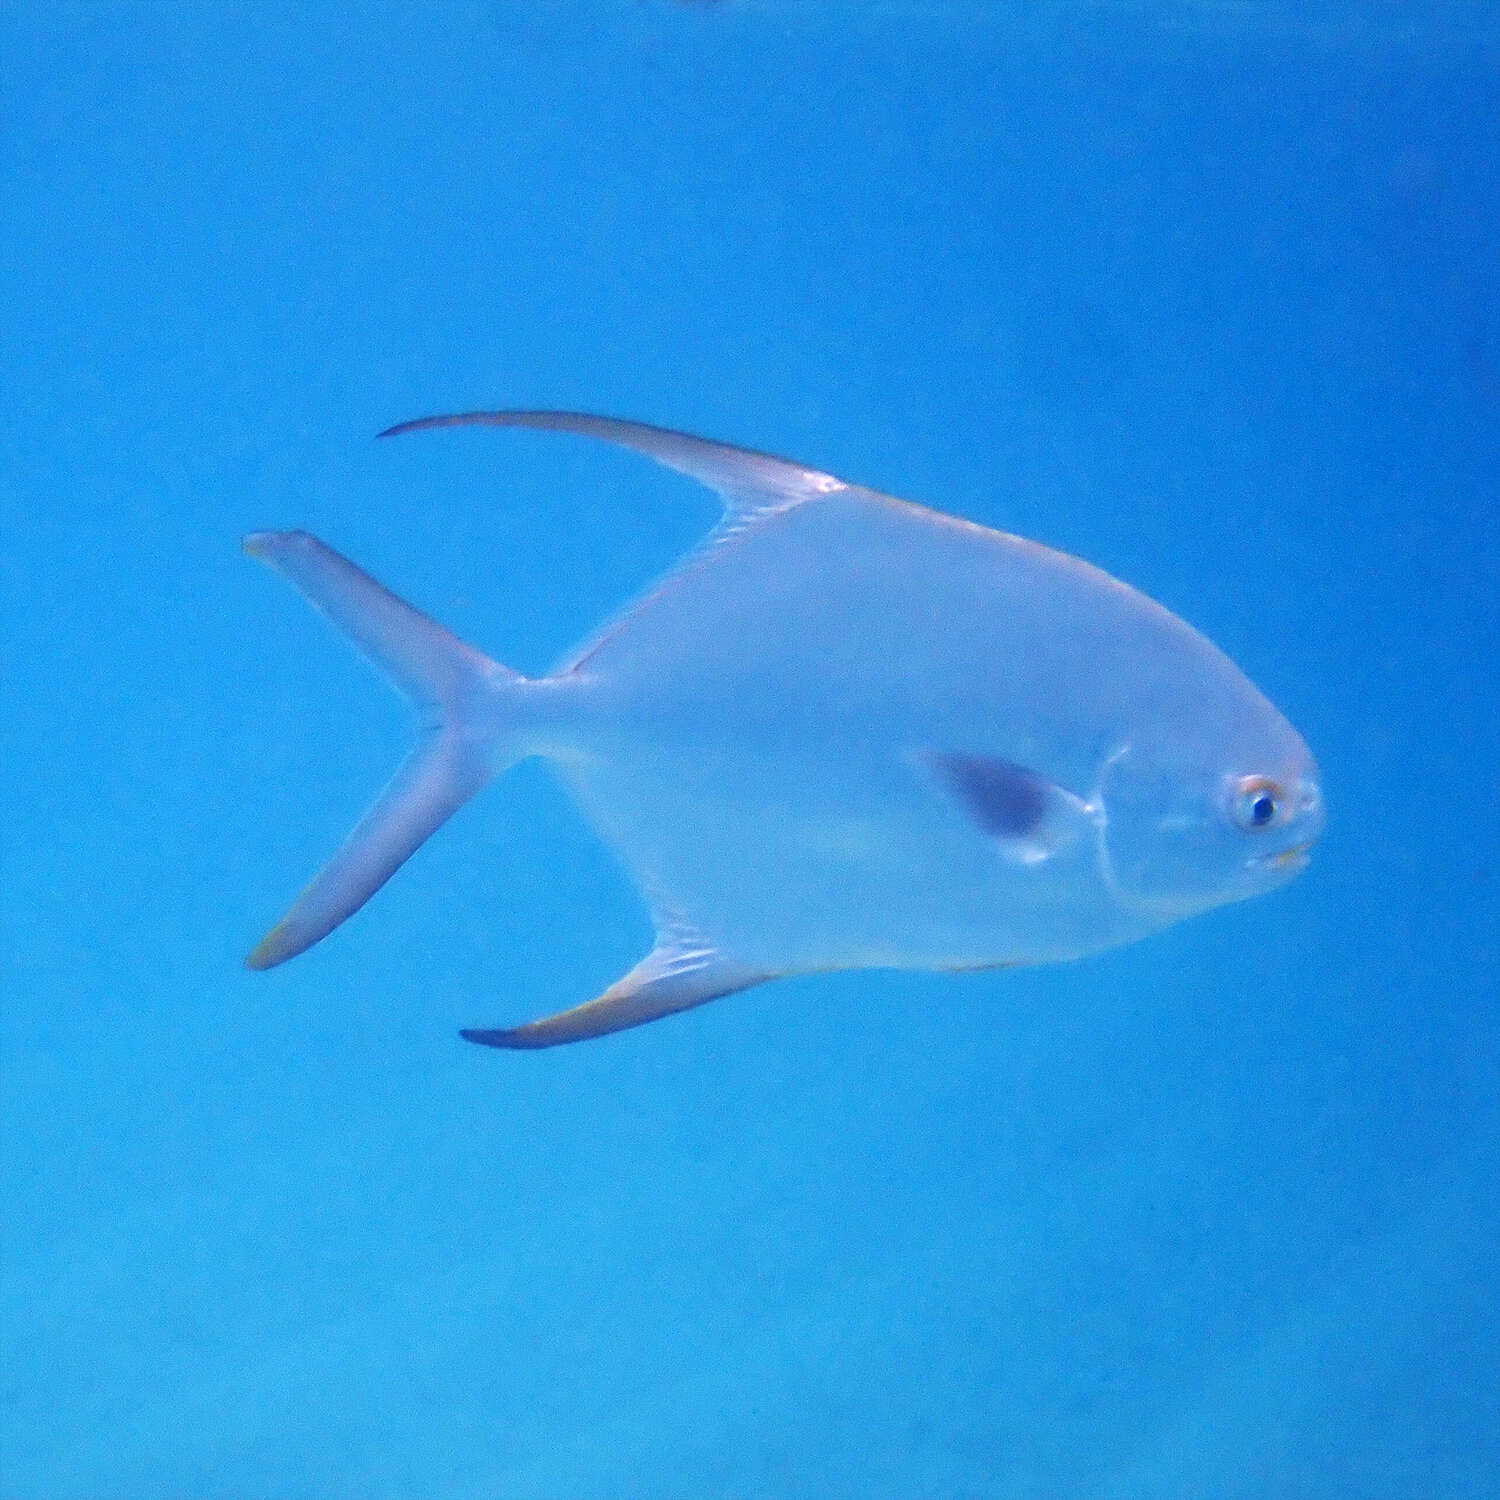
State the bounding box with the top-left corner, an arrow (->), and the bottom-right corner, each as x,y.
244,411 -> 1324,1048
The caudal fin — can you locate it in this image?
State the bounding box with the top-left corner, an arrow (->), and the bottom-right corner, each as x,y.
244,531 -> 521,968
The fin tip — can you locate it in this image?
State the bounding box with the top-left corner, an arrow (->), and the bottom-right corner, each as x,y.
242,529 -> 315,562
378,414 -> 470,440
244,923 -> 300,971
460,1026 -> 532,1050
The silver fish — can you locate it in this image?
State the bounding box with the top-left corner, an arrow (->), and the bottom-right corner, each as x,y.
245,411 -> 1324,1047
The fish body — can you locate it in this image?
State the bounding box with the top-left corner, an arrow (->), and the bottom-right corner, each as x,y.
246,412 -> 1324,1047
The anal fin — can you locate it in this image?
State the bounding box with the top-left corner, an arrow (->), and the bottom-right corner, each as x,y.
462,941 -> 769,1050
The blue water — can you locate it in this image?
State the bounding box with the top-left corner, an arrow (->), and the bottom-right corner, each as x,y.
3,3 -> 1497,1496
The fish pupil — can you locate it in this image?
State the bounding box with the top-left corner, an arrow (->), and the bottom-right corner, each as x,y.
1250,792 -> 1276,827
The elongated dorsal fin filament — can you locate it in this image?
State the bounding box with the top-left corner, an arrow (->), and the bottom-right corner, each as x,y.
379,409 -> 846,529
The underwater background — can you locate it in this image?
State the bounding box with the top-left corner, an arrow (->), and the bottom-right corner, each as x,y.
3,2 -> 1497,1496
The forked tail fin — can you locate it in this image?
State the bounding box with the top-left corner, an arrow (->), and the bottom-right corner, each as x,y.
243,530 -> 523,969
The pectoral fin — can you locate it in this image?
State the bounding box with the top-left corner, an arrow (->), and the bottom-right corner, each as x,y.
921,750 -> 1097,865
461,941 -> 769,1049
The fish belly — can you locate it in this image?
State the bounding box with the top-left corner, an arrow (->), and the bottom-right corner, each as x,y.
552,736 -> 1134,975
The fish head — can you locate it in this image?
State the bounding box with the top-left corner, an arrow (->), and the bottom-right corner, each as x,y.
1094,717 -> 1325,924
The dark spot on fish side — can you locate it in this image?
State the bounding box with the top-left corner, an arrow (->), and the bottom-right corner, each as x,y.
927,752 -> 1051,840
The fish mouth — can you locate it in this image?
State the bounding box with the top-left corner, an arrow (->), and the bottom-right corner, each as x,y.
1252,842 -> 1313,873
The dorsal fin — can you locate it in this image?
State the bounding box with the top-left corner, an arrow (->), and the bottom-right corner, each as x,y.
378,410 -> 847,530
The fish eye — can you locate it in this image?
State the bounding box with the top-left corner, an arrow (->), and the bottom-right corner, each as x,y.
1230,776 -> 1283,831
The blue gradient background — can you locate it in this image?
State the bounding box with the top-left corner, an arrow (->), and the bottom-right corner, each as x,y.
3,3 -> 1497,1496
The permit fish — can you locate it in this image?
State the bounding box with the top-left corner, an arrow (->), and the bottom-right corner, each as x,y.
245,411 -> 1324,1048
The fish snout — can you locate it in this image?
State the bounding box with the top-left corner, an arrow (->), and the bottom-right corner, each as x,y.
1246,773 -> 1324,876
